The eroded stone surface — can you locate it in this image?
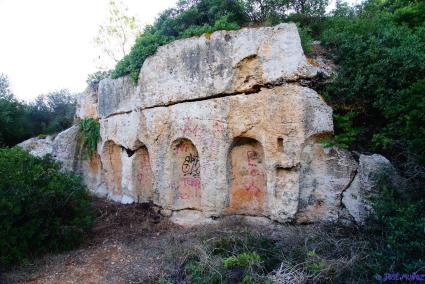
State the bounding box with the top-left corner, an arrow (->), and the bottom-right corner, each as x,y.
76,86 -> 99,120
96,23 -> 317,118
18,24 -> 390,225
227,138 -> 267,215
91,84 -> 339,222
132,146 -> 154,203
18,136 -> 54,157
342,154 -> 399,224
297,141 -> 358,223
171,139 -> 202,210
98,76 -> 137,118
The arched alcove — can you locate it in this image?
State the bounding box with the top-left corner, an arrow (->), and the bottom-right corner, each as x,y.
227,137 -> 266,215
102,141 -> 123,196
171,138 -> 201,210
131,146 -> 154,203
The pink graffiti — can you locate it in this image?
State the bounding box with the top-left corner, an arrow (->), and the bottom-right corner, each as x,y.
175,142 -> 189,154
173,177 -> 201,200
207,140 -> 218,157
137,156 -> 151,183
213,121 -> 225,135
181,176 -> 201,189
180,116 -> 198,137
249,168 -> 261,177
247,150 -> 258,166
137,172 -> 145,183
180,193 -> 190,200
243,181 -> 262,197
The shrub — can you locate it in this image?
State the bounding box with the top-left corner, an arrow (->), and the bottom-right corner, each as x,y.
112,31 -> 175,82
298,26 -> 314,55
79,118 -> 100,158
321,14 -> 425,156
86,70 -> 112,89
305,250 -> 326,273
321,112 -> 362,149
223,252 -> 261,269
0,147 -> 94,267
183,230 -> 281,283
367,184 -> 425,274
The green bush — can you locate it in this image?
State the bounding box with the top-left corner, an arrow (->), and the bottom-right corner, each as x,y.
368,184 -> 425,273
112,31 -> 175,82
79,118 -> 100,158
376,79 -> 425,164
321,112 -> 362,149
183,231 -> 281,283
305,250 -> 326,273
223,252 -> 261,269
321,14 -> 425,156
0,147 -> 94,267
298,26 -> 314,55
86,70 -> 112,89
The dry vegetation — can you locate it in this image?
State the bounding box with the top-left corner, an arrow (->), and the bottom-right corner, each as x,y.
3,198 -> 373,284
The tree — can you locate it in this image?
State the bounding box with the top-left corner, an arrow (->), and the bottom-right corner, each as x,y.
94,0 -> 142,69
244,0 -> 289,23
0,74 -> 28,146
0,74 -> 12,99
28,89 -> 76,135
296,0 -> 328,16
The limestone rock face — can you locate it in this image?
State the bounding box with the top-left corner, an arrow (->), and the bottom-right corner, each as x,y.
18,126 -> 102,193
138,24 -> 317,108
18,136 -> 54,157
51,126 -> 80,171
98,76 -> 136,118
94,84 -> 338,222
96,23 -> 318,119
342,154 -> 399,224
297,142 -> 357,223
19,23 -> 390,225
76,86 -> 99,120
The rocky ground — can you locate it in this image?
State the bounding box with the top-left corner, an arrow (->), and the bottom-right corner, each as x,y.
3,199 -> 370,284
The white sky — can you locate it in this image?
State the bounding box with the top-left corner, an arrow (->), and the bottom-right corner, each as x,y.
0,0 -> 358,101
0,0 -> 176,101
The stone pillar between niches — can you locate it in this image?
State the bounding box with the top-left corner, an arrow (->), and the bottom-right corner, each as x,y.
226,137 -> 267,215
102,141 -> 123,198
170,138 -> 202,210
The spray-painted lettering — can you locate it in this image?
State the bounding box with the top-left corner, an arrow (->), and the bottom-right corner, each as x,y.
182,153 -> 200,177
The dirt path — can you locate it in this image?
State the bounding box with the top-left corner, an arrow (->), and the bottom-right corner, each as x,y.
3,200 -> 367,284
5,200 -> 280,284
4,200 -> 190,284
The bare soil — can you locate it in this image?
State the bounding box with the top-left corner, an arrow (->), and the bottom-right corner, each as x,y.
3,199 -> 367,284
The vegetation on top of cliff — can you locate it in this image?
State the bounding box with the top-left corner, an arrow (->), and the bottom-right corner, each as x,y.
111,0 -> 328,81
0,147 -> 94,267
